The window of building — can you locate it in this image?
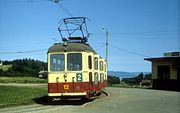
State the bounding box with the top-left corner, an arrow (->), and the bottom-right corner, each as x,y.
88,56 -> 92,69
94,57 -> 98,70
50,54 -> 65,71
157,65 -> 170,80
100,61 -> 103,71
67,53 -> 82,71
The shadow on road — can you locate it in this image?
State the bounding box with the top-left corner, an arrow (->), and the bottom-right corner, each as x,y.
33,96 -> 94,106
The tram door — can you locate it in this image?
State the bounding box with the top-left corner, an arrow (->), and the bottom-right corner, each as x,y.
94,55 -> 99,91
87,53 -> 93,92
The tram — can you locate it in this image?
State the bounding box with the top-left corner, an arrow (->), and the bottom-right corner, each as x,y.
47,17 -> 107,99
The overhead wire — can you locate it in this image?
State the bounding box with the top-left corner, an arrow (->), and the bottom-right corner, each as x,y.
108,44 -> 149,57
110,30 -> 180,35
90,30 -> 180,38
0,0 -> 50,3
54,1 -> 73,17
90,35 -> 179,40
0,0 -> 178,59
90,42 -> 149,58
0,0 -> 73,17
0,48 -> 47,54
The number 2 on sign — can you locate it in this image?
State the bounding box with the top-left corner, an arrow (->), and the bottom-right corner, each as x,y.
63,85 -> 69,90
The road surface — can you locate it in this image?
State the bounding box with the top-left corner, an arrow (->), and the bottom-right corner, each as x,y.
0,87 -> 180,113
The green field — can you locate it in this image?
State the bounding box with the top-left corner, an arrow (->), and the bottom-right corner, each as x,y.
0,85 -> 47,108
0,77 -> 47,83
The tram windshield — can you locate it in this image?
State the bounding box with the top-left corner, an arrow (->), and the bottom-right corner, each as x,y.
67,53 -> 82,71
50,54 -> 65,71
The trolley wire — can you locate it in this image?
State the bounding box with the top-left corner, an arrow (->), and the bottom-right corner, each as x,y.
108,44 -> 149,57
90,30 -> 180,38
0,48 -> 47,54
0,0 -> 50,3
55,2 -> 73,17
110,30 -> 180,35
0,0 -> 73,17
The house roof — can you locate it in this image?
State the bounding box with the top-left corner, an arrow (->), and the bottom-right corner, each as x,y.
48,42 -> 96,53
144,56 -> 180,62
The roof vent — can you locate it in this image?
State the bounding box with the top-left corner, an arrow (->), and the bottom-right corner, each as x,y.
63,41 -> 68,46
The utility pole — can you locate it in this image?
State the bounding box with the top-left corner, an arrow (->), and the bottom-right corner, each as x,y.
102,27 -> 109,63
105,30 -> 109,62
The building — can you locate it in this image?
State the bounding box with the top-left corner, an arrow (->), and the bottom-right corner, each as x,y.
145,52 -> 180,91
0,60 -> 2,66
39,70 -> 47,78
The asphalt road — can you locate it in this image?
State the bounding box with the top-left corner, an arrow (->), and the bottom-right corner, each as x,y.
0,87 -> 180,113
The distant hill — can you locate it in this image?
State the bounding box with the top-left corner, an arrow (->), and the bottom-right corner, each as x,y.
108,71 -> 150,79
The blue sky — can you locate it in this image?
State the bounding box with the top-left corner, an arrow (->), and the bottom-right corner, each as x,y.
0,0 -> 179,72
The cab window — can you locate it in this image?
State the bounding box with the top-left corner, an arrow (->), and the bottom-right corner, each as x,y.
67,53 -> 82,71
50,54 -> 65,71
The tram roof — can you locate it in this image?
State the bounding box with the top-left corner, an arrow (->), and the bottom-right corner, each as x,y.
48,42 -> 96,53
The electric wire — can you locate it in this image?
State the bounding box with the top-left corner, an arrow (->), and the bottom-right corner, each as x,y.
0,48 -> 47,54
56,2 -> 73,17
0,0 -> 73,17
90,30 -> 180,38
0,0 -> 50,3
108,44 -> 149,57
111,30 -> 180,35
90,35 -> 179,39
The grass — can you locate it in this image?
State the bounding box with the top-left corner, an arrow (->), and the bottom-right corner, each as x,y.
0,85 -> 47,108
0,77 -> 47,83
0,65 -> 12,71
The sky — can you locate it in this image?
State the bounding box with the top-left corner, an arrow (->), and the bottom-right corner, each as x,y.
0,0 -> 180,72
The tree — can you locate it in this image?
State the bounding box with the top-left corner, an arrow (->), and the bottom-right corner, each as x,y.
108,75 -> 120,85
1,59 -> 47,77
122,72 -> 147,85
144,73 -> 152,80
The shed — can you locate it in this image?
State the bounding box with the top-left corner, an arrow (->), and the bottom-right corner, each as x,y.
145,52 -> 180,91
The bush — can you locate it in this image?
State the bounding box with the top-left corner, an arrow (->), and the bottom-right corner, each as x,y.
108,75 -> 120,86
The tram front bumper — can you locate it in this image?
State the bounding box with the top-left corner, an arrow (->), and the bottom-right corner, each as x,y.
48,92 -> 87,97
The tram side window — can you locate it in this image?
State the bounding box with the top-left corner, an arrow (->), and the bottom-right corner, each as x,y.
67,53 -> 82,71
89,72 -> 93,85
88,56 -> 92,69
100,61 -> 103,71
94,72 -> 98,85
94,57 -> 98,70
100,73 -> 104,83
50,54 -> 65,71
